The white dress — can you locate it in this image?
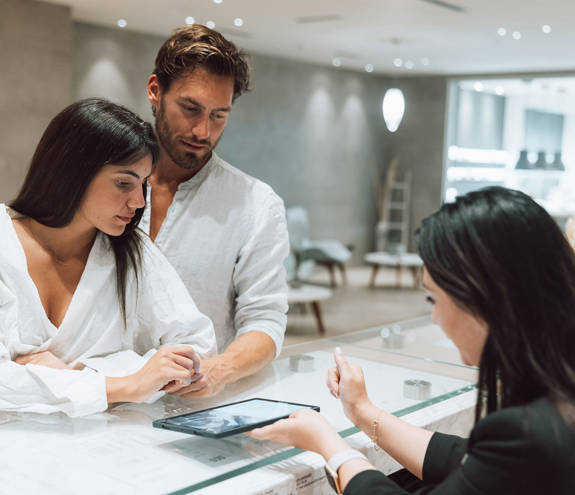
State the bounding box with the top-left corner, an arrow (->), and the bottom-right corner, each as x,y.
0,205 -> 216,417
140,152 -> 289,356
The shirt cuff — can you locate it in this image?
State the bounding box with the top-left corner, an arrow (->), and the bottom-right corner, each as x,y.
26,365 -> 109,417
422,431 -> 466,484
343,469 -> 400,495
236,319 -> 286,358
81,349 -> 155,377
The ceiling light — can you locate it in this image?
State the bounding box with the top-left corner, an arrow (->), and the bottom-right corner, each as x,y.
512,31 -> 521,40
382,88 -> 405,133
332,57 -> 341,67
393,58 -> 403,68
405,60 -> 414,70
495,86 -> 505,96
234,18 -> 244,27
117,18 -> 127,28
542,25 -> 551,34
206,20 -> 216,29
473,82 -> 484,92
364,63 -> 374,73
185,16 -> 195,25
497,27 -> 506,37
420,57 -> 430,66
213,0 -> 223,3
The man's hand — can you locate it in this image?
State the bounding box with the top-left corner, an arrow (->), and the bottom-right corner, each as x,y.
167,355 -> 227,398
14,351 -> 72,370
167,332 -> 276,399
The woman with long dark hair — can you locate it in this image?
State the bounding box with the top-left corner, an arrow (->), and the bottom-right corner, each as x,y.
248,187 -> 575,493
0,98 -> 215,417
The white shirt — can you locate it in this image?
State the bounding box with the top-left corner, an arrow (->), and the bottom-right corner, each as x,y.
0,205 -> 216,417
140,153 -> 289,357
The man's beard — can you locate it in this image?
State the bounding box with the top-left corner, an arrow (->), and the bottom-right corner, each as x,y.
155,102 -> 219,171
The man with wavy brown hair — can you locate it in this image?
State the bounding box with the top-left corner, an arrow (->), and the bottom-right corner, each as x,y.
141,25 -> 289,398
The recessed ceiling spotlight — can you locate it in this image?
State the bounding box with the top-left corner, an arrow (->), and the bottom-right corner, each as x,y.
542,24 -> 551,34
332,57 -> 341,67
421,57 -> 430,66
185,16 -> 195,25
393,58 -> 403,68
117,18 -> 127,28
497,27 -> 506,37
405,60 -> 415,70
364,63 -> 374,73
495,86 -> 505,96
512,31 -> 521,40
206,20 -> 216,29
234,18 -> 244,27
213,0 -> 223,3
473,82 -> 484,92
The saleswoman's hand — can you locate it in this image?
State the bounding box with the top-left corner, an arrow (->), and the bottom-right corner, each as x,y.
326,348 -> 374,425
246,409 -> 350,460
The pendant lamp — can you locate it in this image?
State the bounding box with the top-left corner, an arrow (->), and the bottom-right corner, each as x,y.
382,88 -> 405,133
550,151 -> 565,171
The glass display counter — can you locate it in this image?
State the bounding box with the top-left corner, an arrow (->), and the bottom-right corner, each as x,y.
329,315 -> 477,380
0,316 -> 477,494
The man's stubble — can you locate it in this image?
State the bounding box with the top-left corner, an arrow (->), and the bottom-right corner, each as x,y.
154,100 -> 222,171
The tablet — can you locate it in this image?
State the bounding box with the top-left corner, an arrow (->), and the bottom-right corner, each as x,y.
153,398 -> 320,438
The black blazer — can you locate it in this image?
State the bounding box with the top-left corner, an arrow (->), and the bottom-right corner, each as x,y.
344,397 -> 575,494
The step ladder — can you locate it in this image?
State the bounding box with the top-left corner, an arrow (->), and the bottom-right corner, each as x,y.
376,158 -> 412,253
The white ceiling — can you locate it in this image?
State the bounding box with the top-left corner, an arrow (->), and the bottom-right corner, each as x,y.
41,0 -> 575,76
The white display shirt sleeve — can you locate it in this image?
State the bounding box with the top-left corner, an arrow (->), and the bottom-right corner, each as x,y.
0,281 -> 107,417
134,237 -> 217,358
233,191 -> 289,358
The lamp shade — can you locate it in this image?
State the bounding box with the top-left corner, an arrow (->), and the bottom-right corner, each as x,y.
382,88 -> 405,132
550,151 -> 565,171
515,149 -> 531,169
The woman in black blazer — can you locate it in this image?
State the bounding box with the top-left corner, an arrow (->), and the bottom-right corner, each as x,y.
248,187 -> 575,494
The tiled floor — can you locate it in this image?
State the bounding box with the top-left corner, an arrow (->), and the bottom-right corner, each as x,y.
284,265 -> 432,346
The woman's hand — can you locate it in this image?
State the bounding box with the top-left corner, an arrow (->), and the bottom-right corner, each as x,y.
249,409 -> 379,493
107,346 -> 201,404
246,409 -> 350,459
14,351 -> 72,369
326,348 -> 373,425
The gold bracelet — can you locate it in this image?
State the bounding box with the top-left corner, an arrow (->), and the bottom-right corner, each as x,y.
371,410 -> 383,451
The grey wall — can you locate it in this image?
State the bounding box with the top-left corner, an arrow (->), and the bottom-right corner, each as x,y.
73,22 -> 161,122
0,0 -> 72,202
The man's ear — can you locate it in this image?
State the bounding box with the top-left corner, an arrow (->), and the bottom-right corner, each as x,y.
147,74 -> 161,108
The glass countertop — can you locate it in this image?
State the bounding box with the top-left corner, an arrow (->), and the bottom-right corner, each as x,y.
0,316 -> 477,494
327,315 -> 478,380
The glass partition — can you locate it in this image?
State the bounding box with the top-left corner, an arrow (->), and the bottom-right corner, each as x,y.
444,76 -> 575,227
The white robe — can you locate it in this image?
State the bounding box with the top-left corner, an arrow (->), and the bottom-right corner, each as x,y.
0,205 -> 216,417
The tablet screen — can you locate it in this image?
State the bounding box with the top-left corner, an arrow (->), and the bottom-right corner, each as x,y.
158,399 -> 317,436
